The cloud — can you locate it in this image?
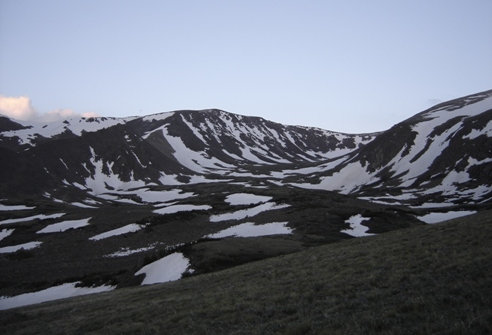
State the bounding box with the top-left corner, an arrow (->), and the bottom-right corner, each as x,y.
0,95 -> 99,122
0,95 -> 36,121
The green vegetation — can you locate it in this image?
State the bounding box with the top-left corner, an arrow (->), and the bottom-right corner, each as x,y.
1,210 -> 491,334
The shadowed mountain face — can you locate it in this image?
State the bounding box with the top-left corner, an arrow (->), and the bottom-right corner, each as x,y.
0,90 -> 490,302
0,108 -> 375,197
290,90 -> 492,205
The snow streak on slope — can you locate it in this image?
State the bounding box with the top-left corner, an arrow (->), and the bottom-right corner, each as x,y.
0,213 -> 65,225
1,116 -> 137,145
0,228 -> 14,241
161,125 -> 235,174
417,210 -> 477,224
0,204 -> 35,211
84,147 -> 147,195
210,202 -> 290,222
0,282 -> 115,310
0,241 -> 42,253
37,218 -> 91,233
207,222 -> 292,238
388,95 -> 492,185
135,252 -> 193,285
153,204 -> 211,215
89,223 -> 147,241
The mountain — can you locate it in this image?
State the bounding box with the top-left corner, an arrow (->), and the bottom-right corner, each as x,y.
0,90 -> 491,307
0,110 -> 375,197
289,90 -> 492,205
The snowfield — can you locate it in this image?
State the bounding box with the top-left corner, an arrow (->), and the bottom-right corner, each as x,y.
0,204 -> 35,211
224,193 -> 272,205
0,241 -> 42,254
37,218 -> 91,233
0,213 -> 65,225
135,252 -> 192,285
210,202 -> 290,222
417,210 -> 477,224
89,223 -> 147,241
341,214 -> 374,237
153,204 -> 211,215
0,228 -> 14,241
0,282 -> 115,310
207,222 -> 292,238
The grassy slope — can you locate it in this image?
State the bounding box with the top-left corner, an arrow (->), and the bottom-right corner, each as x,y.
1,210 -> 491,335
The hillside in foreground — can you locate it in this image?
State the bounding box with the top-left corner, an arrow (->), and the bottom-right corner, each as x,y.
1,210 -> 491,334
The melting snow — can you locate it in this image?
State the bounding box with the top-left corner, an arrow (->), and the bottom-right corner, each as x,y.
135,252 -> 192,285
161,126 -> 233,174
89,223 -> 147,241
71,202 -> 97,208
0,228 -> 14,241
136,189 -> 194,203
210,202 -> 290,222
84,147 -> 147,195
409,202 -> 455,209
292,162 -> 376,194
417,210 -> 477,224
0,241 -> 42,253
153,204 -> 211,215
341,214 -> 374,237
37,218 -> 91,233
1,116 -> 134,145
225,193 -> 272,205
207,221 -> 292,238
159,173 -> 183,185
0,204 -> 35,211
0,282 -> 115,310
0,213 -> 65,225
463,120 -> 492,140
104,245 -> 157,257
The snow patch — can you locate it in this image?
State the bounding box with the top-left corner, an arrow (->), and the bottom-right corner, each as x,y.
0,228 -> 14,241
37,218 -> 91,233
0,204 -> 35,211
0,282 -> 115,310
0,241 -> 42,253
207,221 -> 292,238
210,202 -> 290,222
135,252 -> 192,285
71,202 -> 97,208
153,204 -> 211,215
292,162 -> 376,194
341,214 -> 374,237
136,189 -> 194,203
225,193 -> 272,206
89,223 -> 147,241
0,213 -> 65,225
463,120 -> 492,139
417,210 -> 477,224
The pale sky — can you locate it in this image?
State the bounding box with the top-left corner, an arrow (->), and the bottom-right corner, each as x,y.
1,0 -> 491,133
